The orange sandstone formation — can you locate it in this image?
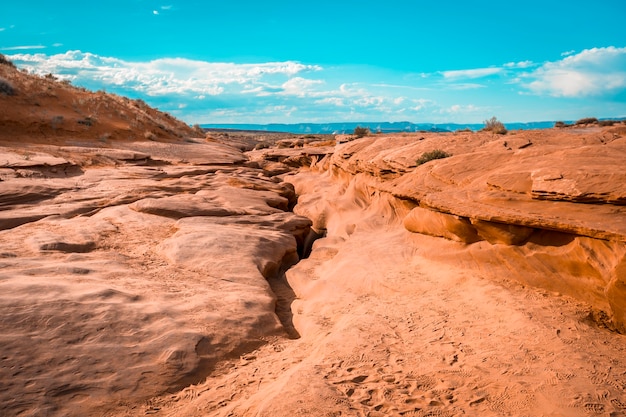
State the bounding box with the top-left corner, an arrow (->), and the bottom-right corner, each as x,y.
1,57 -> 626,416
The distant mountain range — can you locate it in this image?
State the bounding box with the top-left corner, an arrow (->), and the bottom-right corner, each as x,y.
201,121 -> 567,134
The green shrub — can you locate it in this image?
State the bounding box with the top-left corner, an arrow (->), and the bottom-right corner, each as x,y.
353,126 -> 370,138
416,149 -> 451,166
0,77 -> 15,95
483,116 -> 507,134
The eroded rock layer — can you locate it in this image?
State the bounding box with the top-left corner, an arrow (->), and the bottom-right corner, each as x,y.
0,139 -> 311,416
289,128 -> 626,332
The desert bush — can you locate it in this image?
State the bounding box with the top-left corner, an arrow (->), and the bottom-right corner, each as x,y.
598,120 -> 616,127
192,124 -> 204,134
554,121 -> 568,128
0,54 -> 15,67
0,77 -> 15,95
483,116 -> 507,134
416,149 -> 451,166
353,126 -> 370,138
254,142 -> 270,150
134,99 -> 148,109
575,117 -> 598,125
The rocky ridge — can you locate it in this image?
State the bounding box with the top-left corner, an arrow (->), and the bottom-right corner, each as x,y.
290,128 -> 626,332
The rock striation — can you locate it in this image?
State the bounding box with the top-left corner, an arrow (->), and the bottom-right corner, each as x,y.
0,137 -> 312,416
289,128 -> 626,332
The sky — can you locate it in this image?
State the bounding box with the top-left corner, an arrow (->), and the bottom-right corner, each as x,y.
1,1 -> 626,125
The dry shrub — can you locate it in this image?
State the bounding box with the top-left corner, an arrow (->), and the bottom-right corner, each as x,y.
0,77 -> 15,95
353,126 -> 370,138
483,116 -> 507,134
0,54 -> 16,68
575,117 -> 598,125
416,149 -> 451,166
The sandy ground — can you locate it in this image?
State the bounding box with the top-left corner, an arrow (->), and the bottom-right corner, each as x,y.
137,172 -> 626,417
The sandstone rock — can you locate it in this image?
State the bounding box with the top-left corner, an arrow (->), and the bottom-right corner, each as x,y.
158,218 -> 300,281
95,148 -> 151,163
470,218 -> 534,245
26,231 -> 96,253
403,206 -> 481,243
129,195 -> 238,218
3,85 -> 626,417
0,150 -> 70,167
607,254 -> 626,333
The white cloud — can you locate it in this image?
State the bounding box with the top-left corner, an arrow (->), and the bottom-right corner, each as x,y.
441,67 -> 502,79
315,97 -> 346,106
410,98 -> 433,112
7,51 -> 323,97
524,46 -> 626,97
280,77 -> 323,97
1,45 -> 46,51
504,60 -> 534,69
561,50 -> 576,57
440,104 -> 482,114
153,10 -> 159,15
446,83 -> 486,90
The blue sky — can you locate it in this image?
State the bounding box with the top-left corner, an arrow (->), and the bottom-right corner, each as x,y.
1,1 -> 625,124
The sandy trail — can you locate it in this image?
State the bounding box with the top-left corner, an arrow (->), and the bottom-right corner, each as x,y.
147,223 -> 626,417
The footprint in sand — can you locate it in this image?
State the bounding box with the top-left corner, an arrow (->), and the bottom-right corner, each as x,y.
610,398 -> 626,409
583,402 -> 605,414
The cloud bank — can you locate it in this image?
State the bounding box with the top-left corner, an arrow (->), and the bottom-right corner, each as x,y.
6,47 -> 626,123
523,46 -> 626,97
8,51 -> 322,97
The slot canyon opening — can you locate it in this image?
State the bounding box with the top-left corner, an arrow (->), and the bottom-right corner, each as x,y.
265,222 -> 326,340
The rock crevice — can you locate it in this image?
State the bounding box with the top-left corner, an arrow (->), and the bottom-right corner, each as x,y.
288,128 -> 626,332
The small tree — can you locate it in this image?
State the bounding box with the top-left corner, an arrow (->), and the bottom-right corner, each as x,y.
483,116 -> 507,135
353,126 -> 370,138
